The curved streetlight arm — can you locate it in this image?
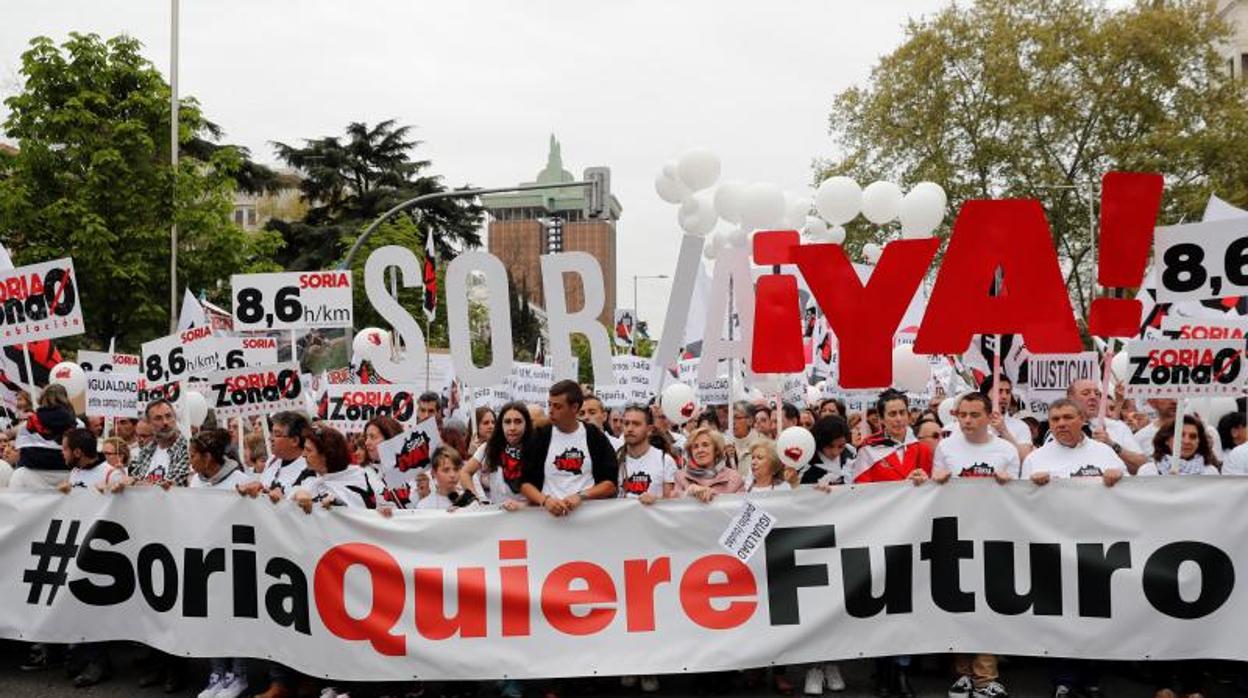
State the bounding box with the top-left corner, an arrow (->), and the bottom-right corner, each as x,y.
340,180 -> 593,271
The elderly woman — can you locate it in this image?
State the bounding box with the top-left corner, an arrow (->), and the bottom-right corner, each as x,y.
674,426 -> 744,502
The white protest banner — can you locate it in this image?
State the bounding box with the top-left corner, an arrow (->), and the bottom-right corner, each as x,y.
1159,315 -> 1248,341
214,336 -> 280,370
135,378 -> 181,415
1026,352 -> 1099,403
321,383 -> 420,433
83,371 -> 141,418
4,480 -> 1248,682
231,271 -> 353,330
1154,217 -> 1248,302
205,361 -> 304,418
469,385 -> 511,411
376,417 -> 441,496
624,355 -> 653,403
76,350 -> 140,374
508,362 -> 554,405
141,326 -> 220,382
1123,339 -> 1247,397
0,257 -> 84,345
718,498 -> 777,563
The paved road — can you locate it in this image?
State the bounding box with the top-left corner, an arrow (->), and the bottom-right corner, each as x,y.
1,640 -> 1238,697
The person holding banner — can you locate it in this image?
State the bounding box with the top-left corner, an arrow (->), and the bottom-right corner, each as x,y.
519,380 -> 619,517
1135,398 -> 1225,464
746,440 -> 791,492
10,384 -> 77,489
674,426 -> 744,501
805,415 -> 853,486
289,423 -> 390,512
849,390 -> 933,485
415,446 -> 477,510
617,403 -> 677,504
1022,399 -> 1125,486
931,392 -> 1020,482
259,411 -> 310,494
1139,415 -> 1220,476
461,401 -> 532,509
123,398 -> 190,489
1066,379 -> 1147,472
57,427 -> 122,494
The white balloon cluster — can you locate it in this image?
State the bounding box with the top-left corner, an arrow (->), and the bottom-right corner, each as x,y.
654,149 -> 821,261
812,176 -> 948,263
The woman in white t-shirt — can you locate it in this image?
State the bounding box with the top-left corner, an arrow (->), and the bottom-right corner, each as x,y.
1139,415 -> 1220,477
747,440 -> 792,492
290,424 -> 391,514
461,401 -> 532,510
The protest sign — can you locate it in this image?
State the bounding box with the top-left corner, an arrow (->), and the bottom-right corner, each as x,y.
508,362 -> 554,405
719,499 -> 777,563
135,378 -> 180,414
1154,217 -> 1248,303
231,271 -> 353,330
322,383 -> 420,433
141,326 -> 221,382
83,371 -> 141,418
1159,315 -> 1248,341
376,417 -> 441,491
214,335 -> 280,369
205,361 -> 304,418
1123,339 -> 1246,397
1026,352 -> 1099,403
0,257 -> 83,345
76,350 -> 140,374
5,480 -> 1248,681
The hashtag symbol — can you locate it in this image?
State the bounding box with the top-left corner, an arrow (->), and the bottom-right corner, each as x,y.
23,519 -> 81,606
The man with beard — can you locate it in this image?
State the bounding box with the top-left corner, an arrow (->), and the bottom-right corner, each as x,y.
123,399 -> 190,488
618,404 -> 676,503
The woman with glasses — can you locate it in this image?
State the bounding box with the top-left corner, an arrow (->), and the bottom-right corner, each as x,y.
100,436 -> 131,473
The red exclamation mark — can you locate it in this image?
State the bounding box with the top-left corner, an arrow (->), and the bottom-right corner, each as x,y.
751,229 -> 806,373
1087,171 -> 1164,337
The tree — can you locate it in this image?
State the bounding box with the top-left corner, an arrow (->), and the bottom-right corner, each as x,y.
0,33 -> 283,349
819,0 -> 1248,323
269,120 -> 484,271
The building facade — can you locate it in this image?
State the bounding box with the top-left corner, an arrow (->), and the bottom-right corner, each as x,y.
482,136 -> 622,327
1218,0 -> 1248,80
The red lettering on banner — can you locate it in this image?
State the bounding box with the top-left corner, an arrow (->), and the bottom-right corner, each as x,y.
793,238 -> 939,388
413,567 -> 487,639
314,543 -> 406,656
301,272 -> 350,288
623,557 -> 672,633
224,372 -> 279,390
678,555 -> 757,630
1087,172 -> 1163,336
541,561 -> 618,636
914,200 -> 1081,356
752,231 -> 806,373
180,326 -> 211,343
242,338 -> 277,349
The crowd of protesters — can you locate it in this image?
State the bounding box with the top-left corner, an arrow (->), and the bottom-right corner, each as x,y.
1,372 -> 1246,698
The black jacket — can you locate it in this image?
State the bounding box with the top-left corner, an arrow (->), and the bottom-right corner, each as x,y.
520,422 -> 618,493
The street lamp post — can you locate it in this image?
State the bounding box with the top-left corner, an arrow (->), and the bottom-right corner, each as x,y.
632,274 -> 669,351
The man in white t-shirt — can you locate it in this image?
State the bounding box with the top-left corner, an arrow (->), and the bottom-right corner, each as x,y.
1066,379 -> 1146,473
618,405 -> 676,503
520,380 -> 618,517
933,392 -> 1020,482
1133,398 -> 1224,463
259,411 -> 309,492
978,375 -> 1032,459
1022,398 -> 1125,486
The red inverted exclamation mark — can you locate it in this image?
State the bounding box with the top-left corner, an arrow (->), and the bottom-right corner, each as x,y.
751,230 -> 805,373
1087,171 -> 1164,337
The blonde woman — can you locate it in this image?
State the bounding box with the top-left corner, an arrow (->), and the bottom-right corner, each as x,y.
674,426 -> 744,502
747,440 -> 791,492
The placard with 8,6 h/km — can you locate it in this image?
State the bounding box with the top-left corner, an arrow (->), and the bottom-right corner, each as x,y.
231,271 -> 353,330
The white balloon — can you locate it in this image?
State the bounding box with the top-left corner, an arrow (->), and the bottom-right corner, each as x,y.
814,176 -> 862,225
352,327 -> 391,363
723,225 -> 749,250
776,426 -> 816,469
861,181 -> 904,224
862,242 -> 883,264
892,344 -> 931,394
899,183 -> 947,238
1192,397 -> 1237,428
661,160 -> 678,181
784,194 -> 812,230
676,148 -> 721,192
702,231 -> 723,260
803,216 -> 830,240
938,396 -> 958,426
49,361 -> 85,398
661,382 -> 699,425
912,181 -> 948,211
184,391 -> 208,428
1110,351 -> 1130,383
655,173 -> 690,205
713,180 -> 748,224
827,225 -> 846,245
740,182 -> 786,231
678,191 -> 718,237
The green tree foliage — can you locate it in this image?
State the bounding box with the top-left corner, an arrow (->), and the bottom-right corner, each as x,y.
819,0 -> 1248,321
508,276 -> 542,362
0,33 -> 282,349
269,120 -> 484,271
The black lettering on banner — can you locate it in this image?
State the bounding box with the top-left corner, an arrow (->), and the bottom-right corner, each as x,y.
1161,242 -> 1206,294
1142,541 -> 1234,620
182,547 -> 226,617
920,517 -> 975,613
764,525 -> 836,625
137,543 -> 179,613
69,520 -> 135,606
983,542 -> 1062,615
233,525 -> 258,619
265,558 -> 311,635
1076,542 -> 1132,618
841,545 -> 913,617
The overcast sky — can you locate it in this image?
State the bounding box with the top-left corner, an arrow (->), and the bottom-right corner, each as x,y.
0,0 -> 950,337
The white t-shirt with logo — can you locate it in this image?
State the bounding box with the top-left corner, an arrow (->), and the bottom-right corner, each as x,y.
69,463 -> 120,491
934,432 -> 1021,479
471,443 -> 527,505
262,455 -> 308,491
1022,436 -> 1125,479
189,467 -> 253,490
543,423 -> 594,498
619,446 -> 676,499
145,446 -> 171,482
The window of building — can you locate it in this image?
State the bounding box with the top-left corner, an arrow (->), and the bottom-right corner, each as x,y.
234,208 -> 245,226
